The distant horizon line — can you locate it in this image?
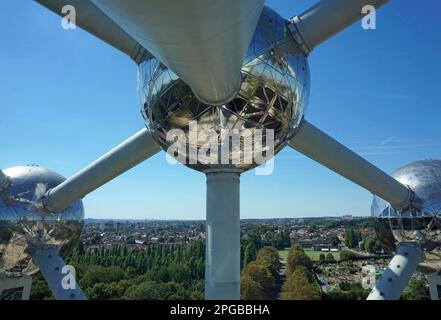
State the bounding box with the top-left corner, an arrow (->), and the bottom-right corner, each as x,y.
85,215 -> 370,222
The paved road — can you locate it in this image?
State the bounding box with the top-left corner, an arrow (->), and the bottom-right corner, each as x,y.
275,259 -> 287,300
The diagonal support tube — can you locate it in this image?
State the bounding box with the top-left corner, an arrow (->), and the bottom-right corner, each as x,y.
33,246 -> 86,300
289,120 -> 413,210
289,0 -> 390,54
367,242 -> 424,300
44,128 -> 160,213
205,168 -> 241,300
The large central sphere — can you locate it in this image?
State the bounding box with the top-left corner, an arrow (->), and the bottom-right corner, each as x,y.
0,166 -> 84,277
138,6 -> 310,172
372,160 -> 441,271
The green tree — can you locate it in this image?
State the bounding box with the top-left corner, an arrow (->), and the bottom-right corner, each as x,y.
345,229 -> 354,248
241,261 -> 275,298
243,242 -> 257,267
275,229 -> 291,249
319,253 -> 326,264
401,278 -> 430,300
308,221 -> 319,232
286,245 -> 313,274
85,283 -> 115,300
79,265 -> 124,289
244,225 -> 262,249
363,235 -> 380,253
55,240 -> 206,300
255,246 -> 280,278
167,263 -> 192,283
331,236 -> 340,247
123,281 -> 165,300
327,281 -> 369,300
325,253 -> 336,263
340,250 -> 357,261
240,275 -> 266,300
281,267 -> 321,300
30,274 -> 53,300
344,229 -> 363,248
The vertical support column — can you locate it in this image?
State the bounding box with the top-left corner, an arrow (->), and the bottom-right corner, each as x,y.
33,246 -> 86,300
205,168 -> 241,300
21,276 -> 33,300
0,276 -> 32,300
367,242 -> 424,300
427,271 -> 441,300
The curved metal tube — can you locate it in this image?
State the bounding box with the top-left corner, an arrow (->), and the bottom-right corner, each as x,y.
44,128 -> 160,213
367,242 -> 424,300
289,120 -> 413,210
91,0 -> 264,105
33,246 -> 86,300
290,0 -> 390,53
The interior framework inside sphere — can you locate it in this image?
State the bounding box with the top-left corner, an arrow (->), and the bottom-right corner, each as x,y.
138,6 -> 310,172
372,160 -> 441,271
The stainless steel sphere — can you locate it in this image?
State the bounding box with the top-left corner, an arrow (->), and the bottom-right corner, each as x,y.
138,6 -> 310,172
372,160 -> 441,271
0,166 -> 84,277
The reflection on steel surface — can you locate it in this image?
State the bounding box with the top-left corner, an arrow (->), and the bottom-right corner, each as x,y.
138,7 -> 310,172
372,160 -> 441,271
0,166 -> 84,278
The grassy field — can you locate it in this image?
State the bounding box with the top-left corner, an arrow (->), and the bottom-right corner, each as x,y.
278,248 -> 340,262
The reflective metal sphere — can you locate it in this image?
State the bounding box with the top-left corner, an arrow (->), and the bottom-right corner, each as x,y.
138,6 -> 310,172
0,166 -> 84,277
372,160 -> 441,271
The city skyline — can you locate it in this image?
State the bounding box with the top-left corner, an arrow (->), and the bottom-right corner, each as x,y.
1,0 -> 441,220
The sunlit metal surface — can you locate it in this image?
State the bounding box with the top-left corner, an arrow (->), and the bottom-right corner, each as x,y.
138,6 -> 310,172
372,160 -> 441,271
93,0 -> 264,105
0,166 -> 84,277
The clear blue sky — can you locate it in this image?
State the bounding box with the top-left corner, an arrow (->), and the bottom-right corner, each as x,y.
1,1 -> 441,220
